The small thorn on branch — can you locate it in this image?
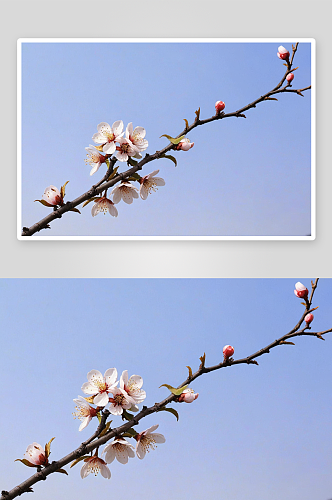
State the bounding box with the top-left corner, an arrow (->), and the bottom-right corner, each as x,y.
247,359 -> 259,365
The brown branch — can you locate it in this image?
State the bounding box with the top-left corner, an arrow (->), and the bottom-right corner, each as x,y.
2,281 -> 330,500
22,43 -> 311,237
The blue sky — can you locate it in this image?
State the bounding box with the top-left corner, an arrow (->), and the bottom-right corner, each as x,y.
0,279 -> 331,500
20,41 -> 312,237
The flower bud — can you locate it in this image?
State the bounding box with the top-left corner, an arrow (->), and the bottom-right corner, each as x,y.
215,100 -> 225,113
178,388 -> 199,403
286,73 -> 294,82
294,282 -> 309,299
277,46 -> 290,60
223,345 -> 234,360
176,138 -> 194,151
42,186 -> 63,206
305,313 -> 314,325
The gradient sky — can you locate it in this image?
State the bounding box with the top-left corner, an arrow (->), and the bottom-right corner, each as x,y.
0,278 -> 331,500
20,40 -> 312,237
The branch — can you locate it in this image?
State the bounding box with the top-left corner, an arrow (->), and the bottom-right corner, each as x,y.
2,280 -> 328,500
22,42 -> 311,236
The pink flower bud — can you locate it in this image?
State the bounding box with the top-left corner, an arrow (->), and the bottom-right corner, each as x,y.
286,73 -> 294,82
294,282 -> 309,299
178,388 -> 199,403
23,443 -> 48,466
42,186 -> 63,206
176,138 -> 194,151
223,345 -> 234,360
277,46 -> 290,60
305,313 -> 314,324
215,100 -> 225,113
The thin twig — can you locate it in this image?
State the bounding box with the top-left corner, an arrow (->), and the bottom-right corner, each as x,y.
22,43 -> 310,236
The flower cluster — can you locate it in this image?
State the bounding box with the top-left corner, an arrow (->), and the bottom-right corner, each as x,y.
85,121 -> 148,176
72,368 -> 166,479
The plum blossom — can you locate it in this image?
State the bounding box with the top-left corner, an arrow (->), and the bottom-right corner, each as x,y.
92,121 -> 124,155
73,396 -> 98,431
108,386 -> 135,416
23,443 -> 48,466
42,186 -> 63,206
176,138 -> 194,151
135,424 -> 165,460
139,170 -> 165,200
81,369 -> 118,407
305,313 -> 314,325
215,100 -> 225,113
294,282 -> 309,299
277,46 -> 290,60
126,122 -> 148,152
103,438 -> 135,464
91,197 -> 118,217
115,137 -> 139,162
85,145 -> 106,176
223,345 -> 234,360
120,370 -> 146,405
111,182 -> 139,204
80,456 -> 111,479
286,73 -> 294,82
178,388 -> 199,403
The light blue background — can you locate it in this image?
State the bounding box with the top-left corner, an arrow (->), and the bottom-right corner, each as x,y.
0,279 -> 331,499
21,41 -> 312,237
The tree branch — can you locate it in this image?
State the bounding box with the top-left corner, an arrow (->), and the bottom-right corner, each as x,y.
21,43 -> 311,236
2,280 -> 330,500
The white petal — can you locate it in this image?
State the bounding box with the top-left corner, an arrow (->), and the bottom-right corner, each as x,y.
136,442 -> 146,460
100,464 -> 111,479
146,424 -> 159,434
104,368 -> 117,386
93,392 -> 109,407
140,184 -> 148,200
79,416 -> 91,431
121,189 -> 134,204
112,188 -> 122,204
133,126 -> 146,138
120,370 -> 128,389
153,177 -> 165,186
129,374 -> 143,388
91,203 -> 100,217
97,122 -> 112,134
80,462 -> 90,479
81,382 -> 98,395
92,133 -> 105,144
109,204 -> 118,217
112,120 -> 124,136
90,162 -> 101,176
115,151 -> 128,162
126,122 -> 133,138
87,369 -> 104,385
108,403 -> 123,416
104,448 -> 116,464
151,433 -> 166,444
103,142 -> 116,154
73,395 -> 89,407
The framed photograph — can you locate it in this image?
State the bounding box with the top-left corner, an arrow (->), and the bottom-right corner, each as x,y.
18,39 -> 314,240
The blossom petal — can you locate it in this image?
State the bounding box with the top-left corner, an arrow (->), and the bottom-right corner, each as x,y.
103,142 -> 116,154
136,442 -> 146,460
100,464 -> 111,479
87,370 -> 104,386
104,368 -> 118,387
151,433 -> 166,444
80,462 -> 90,479
120,370 -> 128,389
129,375 -> 143,389
140,185 -> 148,200
112,188 -> 122,204
79,416 -> 92,431
93,392 -> 109,407
90,162 -> 101,176
97,122 -> 112,134
112,120 -> 124,136
81,382 -> 98,395
153,177 -> 165,186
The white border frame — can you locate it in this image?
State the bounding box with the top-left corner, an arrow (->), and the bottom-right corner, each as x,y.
17,38 -> 316,241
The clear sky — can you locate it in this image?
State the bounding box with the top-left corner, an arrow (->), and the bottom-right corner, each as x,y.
20,41 -> 312,237
0,278 -> 331,500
